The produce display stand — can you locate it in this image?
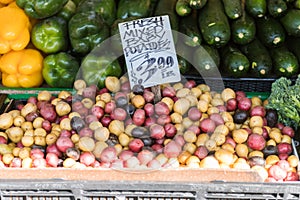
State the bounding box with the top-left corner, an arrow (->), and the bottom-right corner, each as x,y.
1,86 -> 300,200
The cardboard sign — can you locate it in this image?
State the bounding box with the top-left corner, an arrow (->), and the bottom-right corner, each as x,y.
118,15 -> 180,89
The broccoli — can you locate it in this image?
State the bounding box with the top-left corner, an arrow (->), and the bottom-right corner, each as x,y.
266,74 -> 300,130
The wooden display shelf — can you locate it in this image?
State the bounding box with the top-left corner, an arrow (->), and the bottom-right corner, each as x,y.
0,168 -> 264,182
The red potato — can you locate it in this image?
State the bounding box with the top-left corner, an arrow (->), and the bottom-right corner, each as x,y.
128,138 -> 144,153
162,86 -> 176,98
110,107 -> 127,121
143,90 -> 155,102
72,101 -> 84,112
155,138 -> 164,145
132,108 -> 146,126
25,111 -> 39,122
91,105 -> 104,119
225,136 -> 236,148
118,150 -> 134,161
46,143 -> 62,157
279,153 -> 289,160
85,114 -> 98,124
276,123 -> 285,130
10,157 -> 22,168
79,127 -> 93,137
154,102 -> 170,116
137,149 -> 155,165
238,97 -> 252,111
163,141 -> 182,158
37,100 -> 48,110
144,103 -> 155,117
100,146 -> 117,163
82,85 -> 97,99
60,130 -> 72,138
281,126 -> 295,138
30,148 -> 45,160
27,96 -> 38,105
188,107 -> 202,121
276,160 -> 290,171
46,152 -> 59,167
268,165 -> 287,181
226,98 -> 237,112
217,105 -> 227,112
0,136 -> 7,144
199,118 -> 216,134
98,87 -> 109,95
187,125 -> 201,136
144,117 -> 156,127
16,141 -> 24,148
164,123 -> 177,138
151,143 -> 164,153
121,81 -> 130,92
250,106 -> 266,117
261,127 -> 269,139
174,134 -> 185,147
263,118 -> 268,126
114,92 -> 127,101
172,96 -> 179,102
242,127 -> 252,135
156,114 -> 171,126
101,115 -> 112,127
104,101 -> 116,114
277,143 -> 293,155
235,91 -> 246,101
77,107 -> 89,117
80,151 -> 96,166
209,113 -> 224,126
247,133 -> 266,151
56,136 -> 75,153
194,145 -> 209,159
184,80 -> 196,89
40,103 -> 57,122
90,160 -> 101,168
150,124 -> 166,139
42,120 -> 52,132
284,171 -> 299,181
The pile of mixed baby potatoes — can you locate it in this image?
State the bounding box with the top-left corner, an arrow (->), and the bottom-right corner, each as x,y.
0,75 -> 299,182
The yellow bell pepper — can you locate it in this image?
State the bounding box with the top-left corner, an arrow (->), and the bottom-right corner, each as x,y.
0,49 -> 44,88
0,3 -> 31,54
0,0 -> 14,4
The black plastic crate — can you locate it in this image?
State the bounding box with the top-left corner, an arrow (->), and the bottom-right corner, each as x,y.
1,180 -> 300,200
184,75 -> 286,93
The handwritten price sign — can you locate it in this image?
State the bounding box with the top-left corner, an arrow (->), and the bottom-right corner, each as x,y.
118,15 -> 180,89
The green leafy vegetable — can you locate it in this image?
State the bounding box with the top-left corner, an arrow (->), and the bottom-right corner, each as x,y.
266,74 -> 300,130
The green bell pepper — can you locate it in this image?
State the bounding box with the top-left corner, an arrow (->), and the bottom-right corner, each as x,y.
42,52 -> 80,88
117,0 -> 152,19
81,54 -> 123,89
16,0 -> 68,19
31,16 -> 68,54
56,0 -> 77,21
76,0 -> 116,26
68,11 -> 110,56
